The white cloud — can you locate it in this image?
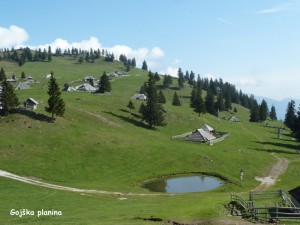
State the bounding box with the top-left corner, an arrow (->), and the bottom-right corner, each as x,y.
0,25 -> 29,48
1,25 -> 170,76
257,3 -> 293,14
149,47 -> 164,58
23,37 -> 102,51
172,58 -> 181,65
159,67 -> 178,77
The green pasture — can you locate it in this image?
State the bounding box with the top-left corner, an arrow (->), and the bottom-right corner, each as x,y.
0,56 -> 299,224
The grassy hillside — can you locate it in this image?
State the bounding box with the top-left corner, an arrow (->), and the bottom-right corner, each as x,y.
0,56 -> 299,224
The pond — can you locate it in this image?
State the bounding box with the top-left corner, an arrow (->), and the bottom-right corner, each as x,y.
142,175 -> 223,193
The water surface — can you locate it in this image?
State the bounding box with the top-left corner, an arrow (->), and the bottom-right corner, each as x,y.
143,175 -> 223,193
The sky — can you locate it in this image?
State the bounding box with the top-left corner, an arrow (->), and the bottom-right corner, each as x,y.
1,0 -> 300,100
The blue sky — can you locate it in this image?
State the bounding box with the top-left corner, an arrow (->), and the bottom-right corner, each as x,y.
1,0 -> 300,100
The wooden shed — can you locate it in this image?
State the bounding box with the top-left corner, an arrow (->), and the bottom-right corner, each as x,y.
24,98 -> 39,110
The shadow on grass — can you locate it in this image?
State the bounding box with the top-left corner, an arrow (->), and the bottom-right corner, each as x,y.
18,109 -> 53,123
253,141 -> 300,154
119,109 -> 141,119
103,111 -> 155,130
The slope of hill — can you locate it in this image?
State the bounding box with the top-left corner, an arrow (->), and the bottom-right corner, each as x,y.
0,56 -> 299,224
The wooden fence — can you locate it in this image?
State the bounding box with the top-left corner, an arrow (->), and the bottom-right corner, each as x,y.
230,190 -> 300,222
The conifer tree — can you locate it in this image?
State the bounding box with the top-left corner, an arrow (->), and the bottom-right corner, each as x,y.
142,60 -> 148,71
177,67 -> 184,89
284,100 -> 297,130
225,91 -> 232,111
154,72 -> 160,81
98,72 -> 111,93
194,93 -> 206,117
0,79 -> 19,116
131,58 -> 136,67
140,72 -> 166,127
259,99 -> 269,122
163,75 -> 172,88
21,71 -> 26,79
172,91 -> 181,106
215,93 -> 225,111
0,67 -> 6,81
126,62 -> 131,72
48,46 -> 52,61
269,105 -> 277,121
249,100 -> 259,122
127,100 -> 135,114
205,90 -> 217,116
158,90 -> 166,104
45,72 -> 65,120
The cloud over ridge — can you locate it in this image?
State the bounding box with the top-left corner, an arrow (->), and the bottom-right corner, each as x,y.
0,25 -> 29,48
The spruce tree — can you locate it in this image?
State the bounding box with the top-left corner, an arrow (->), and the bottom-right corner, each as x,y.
249,100 -> 260,122
98,72 -> 111,93
0,79 -> 19,116
205,89 -> 217,116
154,72 -> 160,81
126,62 -> 131,72
140,72 -> 165,127
0,67 -> 6,81
215,93 -> 225,111
127,100 -> 135,114
177,67 -> 184,89
259,99 -> 269,122
48,46 -> 52,61
158,90 -> 166,104
142,60 -> 148,71
21,71 -> 26,79
269,105 -> 277,121
284,100 -> 297,130
163,75 -> 172,88
45,72 -> 65,120
172,91 -> 181,106
225,91 -> 232,111
194,93 -> 206,117
131,58 -> 136,67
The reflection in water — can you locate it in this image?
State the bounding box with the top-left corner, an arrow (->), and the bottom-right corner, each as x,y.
143,175 -> 223,193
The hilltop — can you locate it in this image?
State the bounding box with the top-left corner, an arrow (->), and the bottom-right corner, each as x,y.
0,54 -> 300,224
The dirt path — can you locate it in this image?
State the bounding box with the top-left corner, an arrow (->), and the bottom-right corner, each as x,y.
252,153 -> 289,191
0,169 -> 162,196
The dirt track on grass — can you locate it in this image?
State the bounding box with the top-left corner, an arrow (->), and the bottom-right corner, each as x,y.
252,153 -> 289,191
0,169 -> 161,196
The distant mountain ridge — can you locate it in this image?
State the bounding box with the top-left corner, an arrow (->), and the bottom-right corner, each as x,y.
255,96 -> 300,121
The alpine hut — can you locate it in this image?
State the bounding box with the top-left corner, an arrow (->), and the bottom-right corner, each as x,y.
186,128 -> 216,143
24,98 -> 39,110
228,115 -> 240,122
201,124 -> 215,134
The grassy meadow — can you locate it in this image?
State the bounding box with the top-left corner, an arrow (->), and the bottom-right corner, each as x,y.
0,56 -> 299,224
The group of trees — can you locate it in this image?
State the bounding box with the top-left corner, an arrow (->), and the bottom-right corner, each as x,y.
0,47 -> 52,66
248,99 -> 274,122
284,100 -> 300,139
119,54 -> 136,72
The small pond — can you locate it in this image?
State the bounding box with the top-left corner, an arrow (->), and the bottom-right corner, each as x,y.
142,175 -> 223,193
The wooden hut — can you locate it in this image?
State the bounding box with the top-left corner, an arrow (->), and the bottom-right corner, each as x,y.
186,129 -> 216,143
